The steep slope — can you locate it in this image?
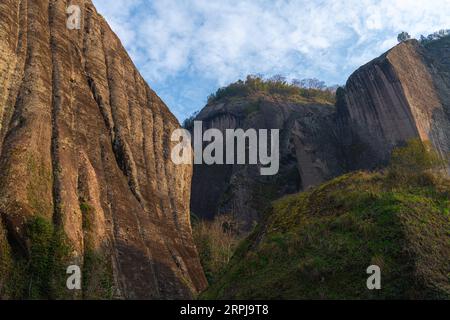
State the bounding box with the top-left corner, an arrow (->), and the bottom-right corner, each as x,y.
0,0 -> 206,299
338,38 -> 450,171
190,84 -> 344,231
202,171 -> 450,299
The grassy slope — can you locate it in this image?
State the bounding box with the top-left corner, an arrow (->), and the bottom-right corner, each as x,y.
201,171 -> 450,299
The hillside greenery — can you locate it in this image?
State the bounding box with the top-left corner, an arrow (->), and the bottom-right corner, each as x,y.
206,75 -> 336,105
200,140 -> 450,299
0,216 -> 71,299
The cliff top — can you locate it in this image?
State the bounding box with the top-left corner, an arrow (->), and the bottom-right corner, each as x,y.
206,76 -> 336,106
346,34 -> 450,87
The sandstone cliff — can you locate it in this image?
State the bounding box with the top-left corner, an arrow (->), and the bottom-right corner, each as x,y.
338,38 -> 450,171
191,37 -> 450,231
197,37 -> 450,299
190,88 -> 344,231
0,0 -> 206,299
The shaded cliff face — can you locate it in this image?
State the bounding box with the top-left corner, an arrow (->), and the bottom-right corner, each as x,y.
190,93 -> 345,231
0,0 -> 206,299
191,37 -> 450,231
338,38 -> 450,171
198,38 -> 450,300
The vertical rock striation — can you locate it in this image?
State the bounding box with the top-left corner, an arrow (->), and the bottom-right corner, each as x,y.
338,39 -> 450,171
0,0 -> 206,299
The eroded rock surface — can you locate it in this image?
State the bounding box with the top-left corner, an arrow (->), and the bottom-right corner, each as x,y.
191,37 -> 450,230
338,38 -> 450,171
190,94 -> 344,231
0,0 -> 206,299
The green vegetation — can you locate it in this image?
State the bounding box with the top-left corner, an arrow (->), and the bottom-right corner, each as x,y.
1,216 -> 71,299
207,75 -> 336,105
80,201 -> 114,299
0,222 -> 13,298
201,140 -> 450,299
26,216 -> 71,299
1,199 -> 114,300
82,247 -> 114,299
192,214 -> 243,285
388,139 -> 447,183
26,155 -> 53,217
419,29 -> 450,44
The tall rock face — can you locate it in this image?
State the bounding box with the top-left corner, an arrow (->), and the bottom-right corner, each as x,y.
190,93 -> 344,231
0,0 -> 206,299
191,37 -> 450,230
338,38 -> 450,171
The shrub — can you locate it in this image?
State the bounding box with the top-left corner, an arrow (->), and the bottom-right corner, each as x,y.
419,29 -> 450,44
388,139 -> 447,185
397,31 -> 411,43
192,214 -> 243,284
5,216 -> 72,299
79,201 -> 114,299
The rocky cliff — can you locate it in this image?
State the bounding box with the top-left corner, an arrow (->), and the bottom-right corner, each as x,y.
338,38 -> 450,171
197,37 -> 450,297
190,87 -> 344,231
191,37 -> 450,230
0,0 -> 206,299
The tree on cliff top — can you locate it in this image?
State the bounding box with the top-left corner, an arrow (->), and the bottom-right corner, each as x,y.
397,31 -> 411,43
207,75 -> 336,104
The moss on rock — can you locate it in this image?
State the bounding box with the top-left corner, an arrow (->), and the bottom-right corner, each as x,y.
201,171 -> 450,300
80,201 -> 114,299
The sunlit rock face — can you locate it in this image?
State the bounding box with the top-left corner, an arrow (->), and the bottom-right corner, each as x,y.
0,0 -> 206,299
338,38 -> 450,172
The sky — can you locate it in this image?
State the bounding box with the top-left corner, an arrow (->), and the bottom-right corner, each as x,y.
92,0 -> 450,121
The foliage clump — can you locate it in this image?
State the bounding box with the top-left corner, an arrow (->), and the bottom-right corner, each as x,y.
79,201 -> 114,300
388,139 -> 447,184
419,29 -> 450,44
207,75 -> 336,105
1,216 -> 71,299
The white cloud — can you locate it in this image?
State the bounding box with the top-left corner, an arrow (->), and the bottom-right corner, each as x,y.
92,0 -> 450,119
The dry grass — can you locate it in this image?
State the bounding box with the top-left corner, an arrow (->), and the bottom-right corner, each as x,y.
192,214 -> 243,284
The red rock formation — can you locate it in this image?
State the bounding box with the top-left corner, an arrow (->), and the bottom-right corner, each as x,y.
0,0 -> 206,299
